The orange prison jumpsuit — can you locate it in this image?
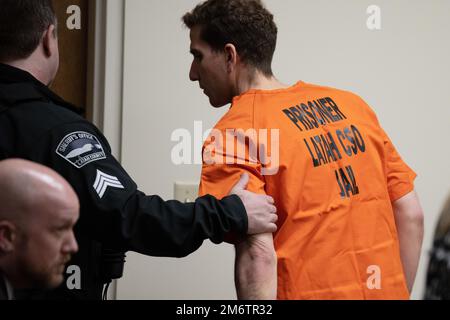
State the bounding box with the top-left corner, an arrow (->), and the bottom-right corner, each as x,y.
199,81 -> 416,300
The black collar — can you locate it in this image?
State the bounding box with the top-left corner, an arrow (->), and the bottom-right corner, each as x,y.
0,63 -> 83,115
0,273 -> 11,300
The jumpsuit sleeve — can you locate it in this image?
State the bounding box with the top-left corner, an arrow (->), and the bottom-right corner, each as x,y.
198,105 -> 267,199
30,121 -> 248,258
351,93 -> 417,203
380,128 -> 417,202
199,121 -> 268,244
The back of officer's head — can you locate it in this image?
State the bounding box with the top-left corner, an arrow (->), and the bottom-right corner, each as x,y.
0,0 -> 56,62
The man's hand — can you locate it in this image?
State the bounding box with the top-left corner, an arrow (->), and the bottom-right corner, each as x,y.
230,173 -> 278,235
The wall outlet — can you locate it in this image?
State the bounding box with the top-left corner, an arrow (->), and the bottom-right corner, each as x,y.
174,182 -> 199,203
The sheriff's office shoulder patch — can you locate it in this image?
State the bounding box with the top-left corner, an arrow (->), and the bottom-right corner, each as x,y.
56,131 -> 106,168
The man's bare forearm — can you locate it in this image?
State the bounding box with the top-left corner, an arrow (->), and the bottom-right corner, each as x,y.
396,216 -> 424,293
393,191 -> 424,293
235,233 -> 277,300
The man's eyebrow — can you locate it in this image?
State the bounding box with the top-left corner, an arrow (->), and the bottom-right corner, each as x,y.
54,217 -> 76,228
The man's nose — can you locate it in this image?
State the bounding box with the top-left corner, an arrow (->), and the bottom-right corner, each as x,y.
63,231 -> 79,254
189,63 -> 198,82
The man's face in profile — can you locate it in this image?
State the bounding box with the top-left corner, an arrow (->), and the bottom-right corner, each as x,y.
14,199 -> 79,289
188,25 -> 234,108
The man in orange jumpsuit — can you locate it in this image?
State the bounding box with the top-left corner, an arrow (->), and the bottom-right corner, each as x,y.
183,0 -> 424,300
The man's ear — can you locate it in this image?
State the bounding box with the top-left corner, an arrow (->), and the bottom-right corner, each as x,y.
224,44 -> 238,73
0,221 -> 16,253
42,24 -> 58,58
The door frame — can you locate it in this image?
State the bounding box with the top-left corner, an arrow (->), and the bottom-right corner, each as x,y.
86,0 -> 126,300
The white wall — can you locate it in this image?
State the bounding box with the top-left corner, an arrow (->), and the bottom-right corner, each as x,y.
113,0 -> 450,299
117,0 -> 235,300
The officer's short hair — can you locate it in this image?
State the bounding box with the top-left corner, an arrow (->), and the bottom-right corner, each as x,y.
182,0 -> 278,77
0,0 -> 57,62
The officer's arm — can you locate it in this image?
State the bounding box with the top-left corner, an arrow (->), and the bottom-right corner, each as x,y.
119,191 -> 247,257
39,123 -> 249,257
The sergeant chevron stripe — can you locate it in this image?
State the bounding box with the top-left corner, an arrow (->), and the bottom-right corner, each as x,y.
93,170 -> 124,199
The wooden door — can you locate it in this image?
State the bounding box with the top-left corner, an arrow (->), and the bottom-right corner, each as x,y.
51,0 -> 89,114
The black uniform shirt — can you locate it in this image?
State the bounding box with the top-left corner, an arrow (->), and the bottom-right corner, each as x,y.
0,273 -> 11,301
0,63 -> 247,299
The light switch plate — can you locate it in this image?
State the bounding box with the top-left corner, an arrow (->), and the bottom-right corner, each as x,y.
174,182 -> 199,203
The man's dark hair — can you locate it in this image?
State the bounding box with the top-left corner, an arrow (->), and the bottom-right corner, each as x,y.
182,0 -> 278,76
0,0 -> 56,62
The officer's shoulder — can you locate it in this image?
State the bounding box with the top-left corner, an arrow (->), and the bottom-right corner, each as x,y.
0,82 -> 87,126
18,99 -> 96,130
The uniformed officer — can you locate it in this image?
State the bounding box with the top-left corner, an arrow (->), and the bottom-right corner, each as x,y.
0,0 -> 278,300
